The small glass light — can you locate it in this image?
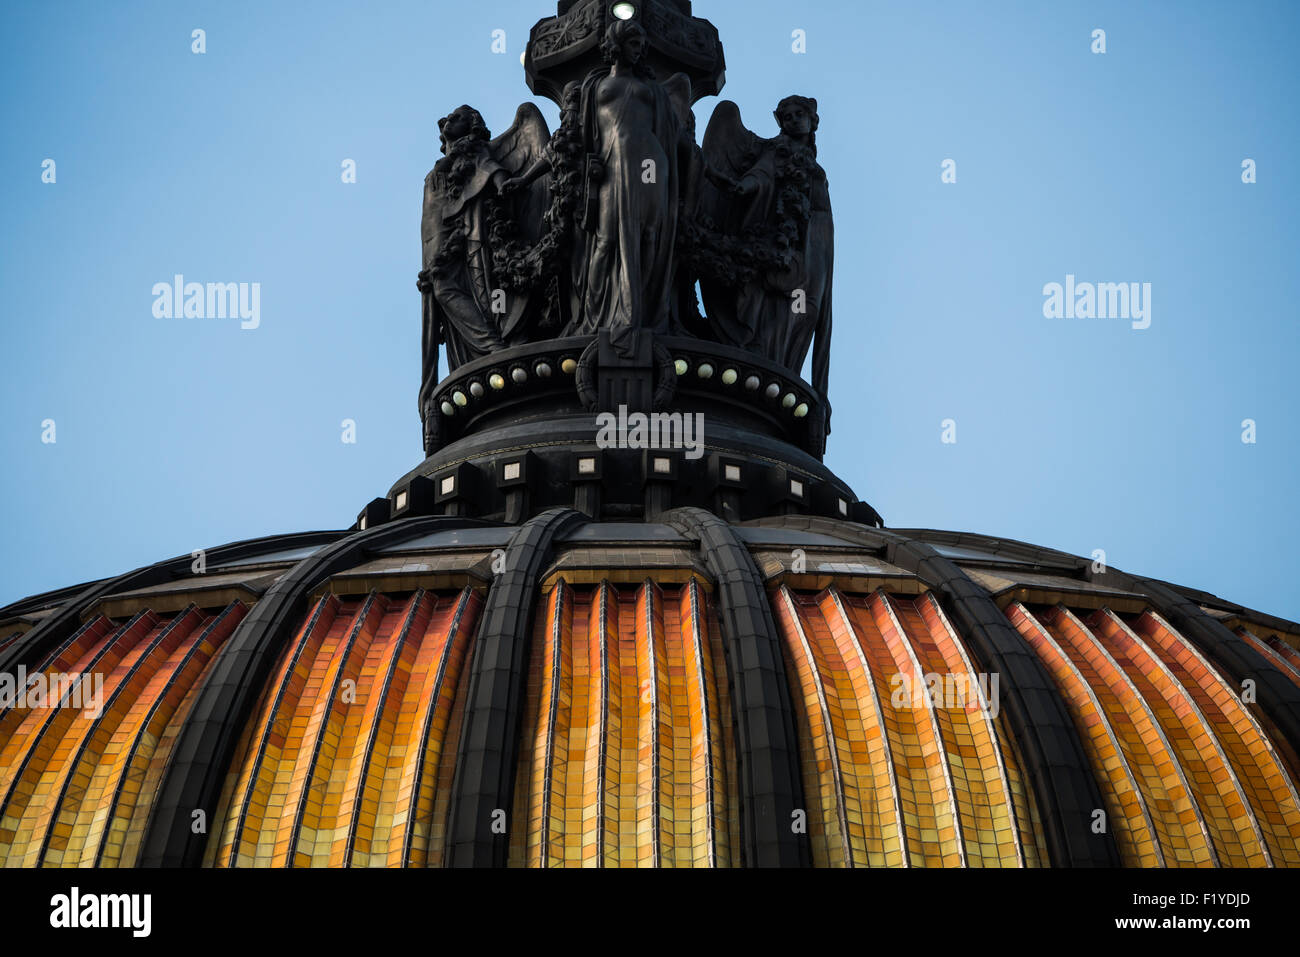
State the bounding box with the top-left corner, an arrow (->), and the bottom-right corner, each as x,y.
504,462 -> 522,481
794,402 -> 809,418
721,368 -> 738,385
744,375 -> 760,391
561,358 -> 577,374
469,381 -> 484,398
611,2 -> 636,20
697,363 -> 714,379
653,457 -> 672,474
511,367 -> 527,383
577,457 -> 597,475
453,390 -> 468,407
520,51 -> 527,67
782,392 -> 796,409
674,359 -> 688,376
395,491 -> 408,510
489,373 -> 506,390
765,383 -> 780,399
440,401 -> 455,417
440,476 -> 456,495
535,362 -> 552,378
724,464 -> 741,482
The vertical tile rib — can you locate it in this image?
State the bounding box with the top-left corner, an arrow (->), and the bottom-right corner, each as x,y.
1079,606 -> 1269,867
918,592 -> 1026,866
142,522 -> 476,869
222,595 -> 339,867
1005,603 -> 1163,866
1118,610 -> 1300,867
1023,604 -> 1217,866
775,587 -> 852,866
282,592 -> 383,866
559,581 -> 602,866
819,589 -> 909,867
989,711 -> 1048,865
93,603 -> 245,867
601,584 -> 636,866
1096,569 -> 1300,793
791,518 -> 1118,865
638,581 -> 663,867
301,595 -> 416,867
424,605 -> 479,866
0,610 -> 159,867
37,607 -> 207,867
850,591 -> 953,867
338,591 -> 477,868
398,588 -> 476,867
0,617 -> 112,729
341,591 -> 429,866
594,582 -> 611,867
0,613 -> 148,823
537,580 -> 571,867
873,590 -> 967,867
517,581 -> 728,868
658,580 -> 707,866
683,579 -> 717,866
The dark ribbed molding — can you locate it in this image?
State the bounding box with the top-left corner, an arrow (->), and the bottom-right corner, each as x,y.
1093,568 -> 1300,776
662,507 -> 809,868
0,531 -> 344,681
443,507 -> 587,867
138,518 -> 487,867
889,528 -> 1300,778
746,515 -> 1120,867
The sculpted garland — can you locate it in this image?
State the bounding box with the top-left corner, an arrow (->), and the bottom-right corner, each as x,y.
417,18 -> 833,453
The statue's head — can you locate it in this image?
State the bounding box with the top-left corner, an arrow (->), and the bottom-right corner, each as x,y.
601,18 -> 649,67
438,105 -> 489,154
774,95 -> 818,140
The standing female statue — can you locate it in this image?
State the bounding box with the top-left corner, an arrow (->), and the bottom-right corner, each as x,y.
562,19 -> 692,350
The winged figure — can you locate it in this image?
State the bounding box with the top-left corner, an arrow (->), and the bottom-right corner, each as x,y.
417,103 -> 550,453
698,95 -> 834,413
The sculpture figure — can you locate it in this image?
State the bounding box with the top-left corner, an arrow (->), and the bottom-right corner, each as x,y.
497,81 -> 587,336
416,12 -> 839,455
417,103 -> 550,452
698,95 -> 834,409
564,19 -> 692,351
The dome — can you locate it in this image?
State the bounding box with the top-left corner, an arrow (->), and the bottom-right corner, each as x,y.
3,516 -> 1298,867
3,0 -> 1299,871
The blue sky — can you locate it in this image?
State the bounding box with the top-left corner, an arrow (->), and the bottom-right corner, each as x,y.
2,0 -> 1297,620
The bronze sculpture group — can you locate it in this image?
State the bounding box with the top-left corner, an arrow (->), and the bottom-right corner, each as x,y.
418,18 -> 833,453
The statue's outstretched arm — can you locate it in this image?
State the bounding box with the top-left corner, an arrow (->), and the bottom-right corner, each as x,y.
500,154 -> 552,194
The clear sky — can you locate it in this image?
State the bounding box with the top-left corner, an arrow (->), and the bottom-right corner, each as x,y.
2,0 -> 1297,620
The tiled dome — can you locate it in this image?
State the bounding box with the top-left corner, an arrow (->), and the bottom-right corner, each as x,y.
3,516 -> 1298,867
4,0 -> 1297,872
